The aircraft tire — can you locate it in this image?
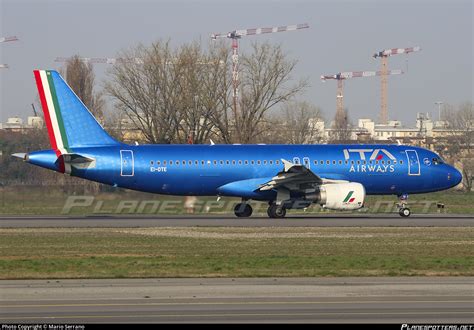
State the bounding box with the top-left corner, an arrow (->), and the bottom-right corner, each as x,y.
267,204 -> 286,218
234,203 -> 253,217
399,207 -> 411,217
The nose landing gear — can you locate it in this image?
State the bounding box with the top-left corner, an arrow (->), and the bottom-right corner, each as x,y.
397,193 -> 411,217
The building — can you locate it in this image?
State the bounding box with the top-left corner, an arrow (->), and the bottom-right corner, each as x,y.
0,116 -> 44,132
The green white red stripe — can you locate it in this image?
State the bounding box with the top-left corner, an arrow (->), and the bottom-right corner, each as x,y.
34,70 -> 71,156
343,191 -> 355,203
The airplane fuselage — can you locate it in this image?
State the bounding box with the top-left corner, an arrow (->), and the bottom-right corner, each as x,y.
27,144 -> 461,201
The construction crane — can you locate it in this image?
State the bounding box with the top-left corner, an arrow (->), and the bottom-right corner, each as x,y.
55,56 -> 222,66
321,70 -> 404,121
373,46 -> 421,124
0,36 -> 18,69
0,36 -> 18,44
211,23 -> 309,118
55,57 -> 143,65
31,103 -> 38,117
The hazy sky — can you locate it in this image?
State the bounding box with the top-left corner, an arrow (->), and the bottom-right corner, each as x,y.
0,0 -> 472,125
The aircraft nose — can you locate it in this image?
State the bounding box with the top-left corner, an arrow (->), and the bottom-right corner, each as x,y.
451,167 -> 463,186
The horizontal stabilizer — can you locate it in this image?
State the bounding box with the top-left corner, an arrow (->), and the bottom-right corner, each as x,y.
56,153 -> 96,174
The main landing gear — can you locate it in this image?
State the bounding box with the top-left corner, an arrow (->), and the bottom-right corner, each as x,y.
234,202 -> 253,217
233,201 -> 287,218
398,193 -> 411,217
267,202 -> 286,218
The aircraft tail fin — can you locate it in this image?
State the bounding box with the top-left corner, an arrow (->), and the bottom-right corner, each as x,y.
33,70 -> 120,156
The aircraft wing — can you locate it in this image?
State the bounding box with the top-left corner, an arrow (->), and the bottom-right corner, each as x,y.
258,159 -> 347,192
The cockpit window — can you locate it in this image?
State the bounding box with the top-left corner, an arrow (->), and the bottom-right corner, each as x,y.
432,157 -> 444,165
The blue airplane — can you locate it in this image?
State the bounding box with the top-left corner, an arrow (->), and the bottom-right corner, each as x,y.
13,70 -> 462,218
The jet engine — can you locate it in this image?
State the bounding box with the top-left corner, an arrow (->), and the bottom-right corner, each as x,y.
305,182 -> 365,210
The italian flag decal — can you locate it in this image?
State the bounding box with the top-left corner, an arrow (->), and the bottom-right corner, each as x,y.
34,70 -> 71,156
34,70 -> 71,173
343,191 -> 356,203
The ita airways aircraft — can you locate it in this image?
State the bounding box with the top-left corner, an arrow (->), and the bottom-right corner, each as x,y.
13,70 -> 462,218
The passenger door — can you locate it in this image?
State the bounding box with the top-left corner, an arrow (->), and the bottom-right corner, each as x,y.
406,150 -> 420,176
120,150 -> 134,176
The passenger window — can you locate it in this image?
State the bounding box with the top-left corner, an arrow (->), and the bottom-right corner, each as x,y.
251,160 -> 255,165
170,160 -> 173,165
333,160 -> 336,165
182,161 -> 186,165
269,160 -> 273,165
157,161 -> 161,165
201,160 -> 205,165
320,160 -> 324,165
245,160 -> 249,165
163,160 -> 167,165
326,160 -> 330,165
276,160 -> 280,165
232,160 -> 236,165
339,160 -> 342,165
150,161 -> 154,165
226,160 -> 230,165
257,160 -> 261,165
220,160 -> 224,165
213,160 -> 217,165
195,160 -> 198,165
239,160 -> 242,165
400,160 -> 403,165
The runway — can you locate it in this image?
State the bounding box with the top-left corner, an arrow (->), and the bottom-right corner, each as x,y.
0,214 -> 473,227
1,277 -> 472,323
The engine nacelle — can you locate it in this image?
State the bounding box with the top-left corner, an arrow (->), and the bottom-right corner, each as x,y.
307,182 -> 365,210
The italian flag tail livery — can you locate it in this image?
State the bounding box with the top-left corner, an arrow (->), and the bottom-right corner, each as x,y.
33,70 -> 119,159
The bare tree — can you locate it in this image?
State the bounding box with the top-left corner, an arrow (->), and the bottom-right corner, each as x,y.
329,108 -> 352,143
460,158 -> 474,192
106,40 -> 306,144
105,41 -> 182,143
233,42 -> 308,143
443,101 -> 474,159
62,55 -> 104,120
174,44 -> 229,144
277,101 -> 324,144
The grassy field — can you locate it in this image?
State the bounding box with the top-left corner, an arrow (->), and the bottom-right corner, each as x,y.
0,186 -> 473,215
0,227 -> 472,279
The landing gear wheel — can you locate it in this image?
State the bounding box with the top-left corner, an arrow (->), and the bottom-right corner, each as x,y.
267,204 -> 286,218
234,203 -> 253,218
399,207 -> 411,217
